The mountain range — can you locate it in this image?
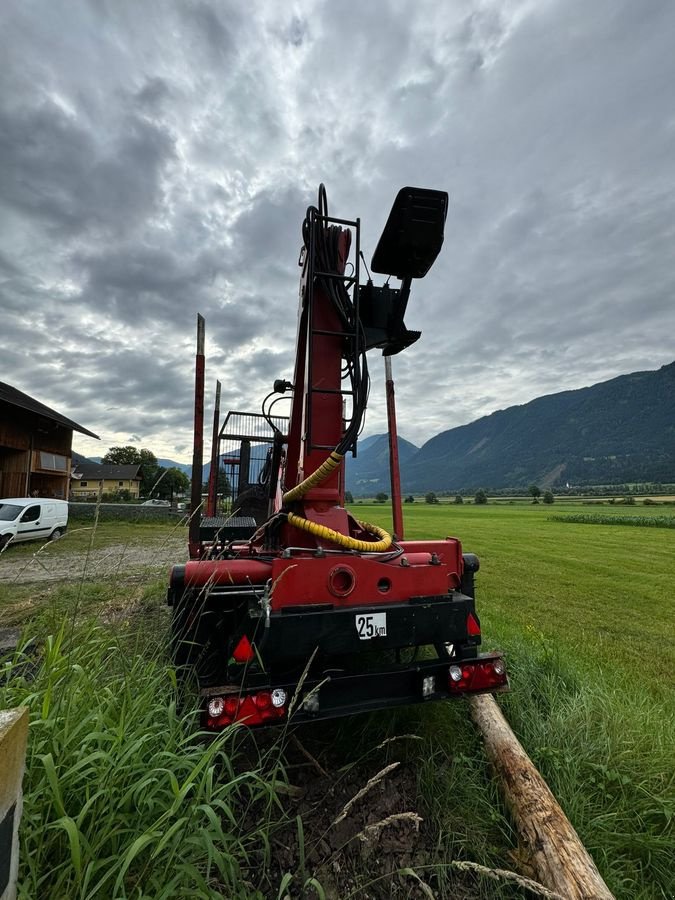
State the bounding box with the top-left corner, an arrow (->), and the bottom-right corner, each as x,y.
75,361 -> 675,492
346,361 -> 675,492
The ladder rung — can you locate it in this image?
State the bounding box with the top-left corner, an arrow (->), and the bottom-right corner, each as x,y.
314,270 -> 356,284
309,388 -> 354,395
312,328 -> 354,337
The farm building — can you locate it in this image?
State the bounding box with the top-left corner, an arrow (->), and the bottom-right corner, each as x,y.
70,462 -> 142,499
0,381 -> 99,499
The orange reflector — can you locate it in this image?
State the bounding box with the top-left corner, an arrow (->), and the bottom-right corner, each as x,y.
467,613 -> 481,636
232,634 -> 255,663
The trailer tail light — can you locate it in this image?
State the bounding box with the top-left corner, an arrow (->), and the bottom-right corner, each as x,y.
232,634 -> 255,663
448,658 -> 507,692
205,691 -> 287,729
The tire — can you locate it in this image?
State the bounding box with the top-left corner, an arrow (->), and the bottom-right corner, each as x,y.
170,591 -> 239,686
0,534 -> 11,551
50,528 -> 63,541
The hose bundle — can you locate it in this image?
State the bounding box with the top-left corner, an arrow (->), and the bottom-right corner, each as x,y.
282,186 -> 392,553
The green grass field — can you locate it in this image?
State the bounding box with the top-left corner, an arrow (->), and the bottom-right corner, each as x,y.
2,508 -> 673,898
344,502 -> 675,898
353,501 -> 675,693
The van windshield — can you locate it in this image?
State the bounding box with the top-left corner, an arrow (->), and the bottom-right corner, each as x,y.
0,504 -> 22,521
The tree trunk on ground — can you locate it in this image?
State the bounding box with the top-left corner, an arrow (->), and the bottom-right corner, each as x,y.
469,693 -> 615,900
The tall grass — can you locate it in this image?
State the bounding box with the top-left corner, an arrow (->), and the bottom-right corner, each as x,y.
0,621 -> 286,899
408,636 -> 675,899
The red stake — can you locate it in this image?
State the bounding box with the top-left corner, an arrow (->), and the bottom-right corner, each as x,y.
189,314 -> 205,558
206,380 -> 221,517
385,355 -> 404,540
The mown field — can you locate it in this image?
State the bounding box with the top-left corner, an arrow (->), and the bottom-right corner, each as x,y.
1,506 -> 673,898
352,501 -> 675,690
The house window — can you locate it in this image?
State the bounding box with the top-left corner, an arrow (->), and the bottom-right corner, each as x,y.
119,481 -> 124,487
39,452 -> 67,471
81,481 -> 88,487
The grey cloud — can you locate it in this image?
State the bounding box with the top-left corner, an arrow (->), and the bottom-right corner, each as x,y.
0,98 -> 176,237
1,0 -> 674,462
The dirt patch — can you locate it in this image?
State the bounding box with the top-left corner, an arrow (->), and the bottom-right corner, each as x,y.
0,536 -> 187,584
268,736 -> 480,900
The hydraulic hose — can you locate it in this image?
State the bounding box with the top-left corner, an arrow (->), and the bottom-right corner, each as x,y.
283,451 -> 393,552
287,511 -> 392,552
282,451 -> 344,504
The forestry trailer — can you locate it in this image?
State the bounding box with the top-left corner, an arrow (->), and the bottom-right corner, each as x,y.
167,185 -> 507,730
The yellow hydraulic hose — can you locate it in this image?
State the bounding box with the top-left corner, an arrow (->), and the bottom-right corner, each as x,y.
282,451 -> 344,504
283,450 -> 393,551
287,512 -> 392,552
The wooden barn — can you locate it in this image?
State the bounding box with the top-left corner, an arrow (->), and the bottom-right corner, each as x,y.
0,381 -> 99,499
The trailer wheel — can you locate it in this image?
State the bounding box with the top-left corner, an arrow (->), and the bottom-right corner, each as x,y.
170,592 -> 234,685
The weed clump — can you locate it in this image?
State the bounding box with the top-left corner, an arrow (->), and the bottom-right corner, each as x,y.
1,623 -> 282,899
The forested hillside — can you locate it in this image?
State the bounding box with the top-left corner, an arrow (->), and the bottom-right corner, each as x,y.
348,362 -> 675,492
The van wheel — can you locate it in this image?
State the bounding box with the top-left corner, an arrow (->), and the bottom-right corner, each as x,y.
0,534 -> 11,550
50,528 -> 63,541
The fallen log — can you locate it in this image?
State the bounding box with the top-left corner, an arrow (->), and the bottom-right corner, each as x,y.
469,693 -> 614,900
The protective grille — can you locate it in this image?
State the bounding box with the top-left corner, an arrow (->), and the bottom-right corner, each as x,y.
216,411 -> 288,514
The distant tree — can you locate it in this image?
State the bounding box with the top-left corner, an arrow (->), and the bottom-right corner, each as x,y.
622,495 -> 636,506
425,492 -> 438,504
202,470 -> 232,498
404,495 -> 415,504
474,489 -> 488,505
103,446 -> 160,496
375,492 -> 388,503
528,484 -> 541,501
158,467 -> 190,501
102,446 -> 142,465
542,490 -> 554,504
454,495 -> 464,504
345,491 -> 354,504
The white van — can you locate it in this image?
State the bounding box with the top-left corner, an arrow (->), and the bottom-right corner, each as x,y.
0,498 -> 69,550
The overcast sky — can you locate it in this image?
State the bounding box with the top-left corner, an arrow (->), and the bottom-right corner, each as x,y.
2,0 -> 674,463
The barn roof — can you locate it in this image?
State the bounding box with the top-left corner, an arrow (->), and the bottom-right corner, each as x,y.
0,381 -> 99,439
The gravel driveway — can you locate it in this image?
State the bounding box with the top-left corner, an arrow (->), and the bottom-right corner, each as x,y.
0,535 -> 188,584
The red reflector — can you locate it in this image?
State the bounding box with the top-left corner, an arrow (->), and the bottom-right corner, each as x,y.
466,613 -> 481,636
232,635 -> 255,663
254,691 -> 272,710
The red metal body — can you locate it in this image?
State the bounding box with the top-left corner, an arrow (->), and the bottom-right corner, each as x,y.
206,380 -> 221,517
284,233 -> 349,503
385,356 -> 404,539
189,315 -> 205,558
182,538 -> 463,601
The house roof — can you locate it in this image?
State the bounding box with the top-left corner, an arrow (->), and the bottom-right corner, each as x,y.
72,463 -> 142,480
0,381 -> 99,439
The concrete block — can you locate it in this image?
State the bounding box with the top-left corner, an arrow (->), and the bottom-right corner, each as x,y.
0,709 -> 29,900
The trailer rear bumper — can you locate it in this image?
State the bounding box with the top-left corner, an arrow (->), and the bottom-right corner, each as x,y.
199,651 -> 508,729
